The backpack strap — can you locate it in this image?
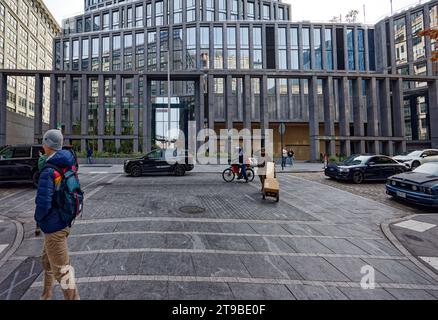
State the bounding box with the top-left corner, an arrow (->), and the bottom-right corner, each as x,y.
43,163 -> 66,178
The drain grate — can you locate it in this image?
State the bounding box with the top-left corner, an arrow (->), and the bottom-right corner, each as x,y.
179,206 -> 206,214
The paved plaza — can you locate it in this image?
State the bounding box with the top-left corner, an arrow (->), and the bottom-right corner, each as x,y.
0,167 -> 438,300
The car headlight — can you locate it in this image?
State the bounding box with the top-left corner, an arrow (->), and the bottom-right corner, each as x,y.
412,185 -> 418,191
392,180 -> 397,186
339,168 -> 350,173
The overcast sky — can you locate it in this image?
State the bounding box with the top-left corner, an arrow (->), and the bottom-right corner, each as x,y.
43,0 -> 425,25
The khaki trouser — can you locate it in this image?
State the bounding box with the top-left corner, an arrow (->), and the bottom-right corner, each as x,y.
40,227 -> 80,300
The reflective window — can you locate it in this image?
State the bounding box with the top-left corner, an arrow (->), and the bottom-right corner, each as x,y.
186,27 -> 196,69
263,5 -> 270,20
72,40 -> 79,71
431,5 -> 438,75
63,41 -> 70,69
112,11 -> 120,30
358,29 -> 365,71
200,27 -> 209,69
302,28 -> 310,69
127,7 -> 133,28
174,0 -> 182,24
214,27 -> 223,69
148,31 -> 157,71
206,0 -> 214,21
278,7 -> 284,21
278,27 -> 287,69
240,27 -> 249,69
253,27 -> 262,69
231,0 -> 238,20
93,15 -> 100,31
124,34 -> 133,70
112,36 -> 121,71
187,0 -> 196,22
347,28 -> 355,70
146,4 -> 152,27
160,30 -> 169,71
314,28 -> 322,70
135,5 -> 143,27
155,1 -> 164,26
173,29 -> 183,70
325,29 -> 333,70
136,33 -> 145,72
218,0 -> 227,21
103,13 -> 109,31
290,27 -> 299,69
368,30 -> 376,71
247,2 -> 255,20
227,27 -> 236,69
394,17 -> 407,65
102,36 -> 110,71
92,38 -> 99,70
411,11 -> 425,61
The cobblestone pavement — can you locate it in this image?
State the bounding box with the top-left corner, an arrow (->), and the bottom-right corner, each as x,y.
294,172 -> 438,215
1,171 -> 438,300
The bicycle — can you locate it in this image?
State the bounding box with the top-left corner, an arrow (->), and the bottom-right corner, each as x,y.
222,164 -> 255,183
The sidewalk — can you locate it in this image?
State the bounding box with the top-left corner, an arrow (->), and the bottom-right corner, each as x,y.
78,161 -> 324,175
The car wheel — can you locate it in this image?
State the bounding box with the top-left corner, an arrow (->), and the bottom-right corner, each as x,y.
174,165 -> 186,176
130,165 -> 142,177
32,171 -> 40,188
352,171 -> 364,184
411,161 -> 421,169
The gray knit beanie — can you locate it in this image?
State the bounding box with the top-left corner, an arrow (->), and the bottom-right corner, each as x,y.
42,129 -> 63,151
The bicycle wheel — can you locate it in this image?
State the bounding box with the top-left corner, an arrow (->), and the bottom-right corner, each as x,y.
222,168 -> 235,182
246,169 -> 255,182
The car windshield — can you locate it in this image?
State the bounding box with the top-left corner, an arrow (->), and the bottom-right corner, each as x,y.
406,151 -> 422,157
413,163 -> 438,176
341,155 -> 369,166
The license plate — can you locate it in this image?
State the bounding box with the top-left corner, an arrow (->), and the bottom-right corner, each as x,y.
396,191 -> 407,199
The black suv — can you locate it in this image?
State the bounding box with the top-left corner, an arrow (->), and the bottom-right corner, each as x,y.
0,144 -> 78,187
124,149 -> 194,177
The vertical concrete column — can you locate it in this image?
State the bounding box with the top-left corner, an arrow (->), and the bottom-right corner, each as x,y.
143,75 -> 152,152
338,77 -> 351,157
0,73 -> 7,146
208,75 -> 215,131
323,77 -> 336,156
115,75 -> 122,152
64,75 -> 73,138
429,79 -> 438,149
379,78 -> 394,156
195,75 -> 205,150
49,74 -> 58,129
287,78 -> 294,120
352,77 -> 365,154
243,75 -> 251,131
80,75 -> 88,152
98,75 -> 105,152
260,76 -> 269,147
392,78 -> 406,154
133,75 -> 140,153
226,75 -> 233,130
364,27 -> 370,71
34,74 -> 44,143
308,76 -> 320,162
366,78 -> 380,154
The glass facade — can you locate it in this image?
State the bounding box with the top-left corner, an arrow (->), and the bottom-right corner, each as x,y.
302,28 -> 310,70
347,28 -> 355,70
278,27 -> 287,70
411,11 -> 425,61
314,28 -> 322,70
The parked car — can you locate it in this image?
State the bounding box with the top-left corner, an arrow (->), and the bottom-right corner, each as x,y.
124,149 -> 194,177
386,163 -> 438,207
393,149 -> 438,170
325,154 -> 407,184
0,144 -> 78,187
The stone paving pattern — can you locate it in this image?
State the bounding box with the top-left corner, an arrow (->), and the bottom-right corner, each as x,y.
0,171 -> 437,300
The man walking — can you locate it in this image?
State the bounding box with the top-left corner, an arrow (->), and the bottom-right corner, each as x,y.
86,146 -> 93,165
35,130 -> 80,300
282,148 -> 288,170
287,149 -> 295,167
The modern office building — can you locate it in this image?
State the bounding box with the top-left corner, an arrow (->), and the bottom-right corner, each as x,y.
0,0 -> 60,127
1,0 -> 437,160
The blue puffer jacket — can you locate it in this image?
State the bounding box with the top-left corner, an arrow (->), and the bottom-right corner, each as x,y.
34,150 -> 75,234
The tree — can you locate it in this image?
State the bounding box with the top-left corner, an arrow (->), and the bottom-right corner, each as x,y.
330,16 -> 341,23
420,18 -> 438,61
345,10 -> 359,23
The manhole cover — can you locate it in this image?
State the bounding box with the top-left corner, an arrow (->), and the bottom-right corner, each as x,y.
405,234 -> 424,242
179,206 -> 206,214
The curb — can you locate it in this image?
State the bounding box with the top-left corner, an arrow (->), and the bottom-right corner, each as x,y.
380,214 -> 438,282
0,215 -> 24,269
